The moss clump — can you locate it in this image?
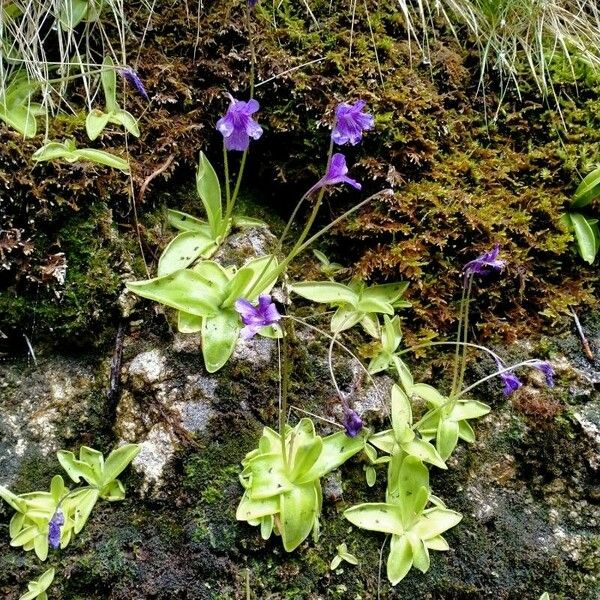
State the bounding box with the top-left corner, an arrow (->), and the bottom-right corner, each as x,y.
0,203 -> 137,349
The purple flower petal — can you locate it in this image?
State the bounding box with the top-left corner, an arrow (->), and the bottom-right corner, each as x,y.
234,295 -> 281,339
234,298 -> 257,320
240,324 -> 262,340
332,100 -> 374,146
48,508 -> 64,550
463,244 -> 505,277
119,68 -> 149,100
216,95 -> 263,152
343,408 -> 363,437
495,357 -> 522,396
532,360 -> 555,387
313,153 -> 362,192
224,128 -> 251,151
500,371 -> 522,396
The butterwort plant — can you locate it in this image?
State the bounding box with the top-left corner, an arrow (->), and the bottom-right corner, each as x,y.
236,418 -> 365,551
126,95 -> 381,373
0,444 -> 139,597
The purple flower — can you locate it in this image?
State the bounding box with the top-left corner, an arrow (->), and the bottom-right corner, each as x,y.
495,358 -> 522,396
332,100 -> 374,146
463,244 -> 505,277
313,153 -> 361,192
248,0 -> 259,6
234,294 -> 281,339
500,371 -> 522,396
216,95 -> 263,151
532,360 -> 555,387
119,67 -> 149,100
343,408 -> 363,438
48,508 -> 64,550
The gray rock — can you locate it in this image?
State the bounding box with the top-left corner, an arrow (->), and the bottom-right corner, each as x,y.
0,357 -> 96,488
574,401 -> 600,470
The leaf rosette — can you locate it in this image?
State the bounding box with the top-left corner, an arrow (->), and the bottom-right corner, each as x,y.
237,418 -> 365,551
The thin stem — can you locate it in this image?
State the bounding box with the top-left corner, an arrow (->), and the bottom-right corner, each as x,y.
284,314 -> 373,383
56,484 -> 96,510
450,277 -> 468,397
244,142 -> 334,299
457,359 -> 541,398
456,276 -> 474,395
227,149 -> 248,224
411,358 -> 540,431
328,333 -> 346,405
290,405 -> 343,429
292,190 -> 389,258
283,138 -> 334,256
398,340 -> 504,365
279,319 -> 292,470
223,142 -> 231,216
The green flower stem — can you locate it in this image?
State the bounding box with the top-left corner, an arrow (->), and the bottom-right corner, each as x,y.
328,333 -> 345,402
226,148 -> 248,224
246,188 -> 388,300
286,137 -> 335,247
221,3 -> 256,229
55,484 -> 96,509
43,69 -> 105,85
450,274 -> 470,398
244,141 -> 334,298
290,189 -> 390,259
411,358 -> 540,432
279,319 -> 293,471
223,142 -> 232,215
456,275 -> 474,398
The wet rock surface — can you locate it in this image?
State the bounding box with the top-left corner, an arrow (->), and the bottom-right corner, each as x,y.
0,309 -> 599,598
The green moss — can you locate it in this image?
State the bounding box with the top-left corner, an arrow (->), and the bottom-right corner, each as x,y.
0,202 -> 137,349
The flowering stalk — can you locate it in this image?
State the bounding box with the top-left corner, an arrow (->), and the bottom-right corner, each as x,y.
246,2 -> 257,100
450,245 -> 506,401
222,143 -> 232,212
217,3 -> 259,229
455,274 -> 474,398
328,332 -> 364,437
457,359 -> 550,398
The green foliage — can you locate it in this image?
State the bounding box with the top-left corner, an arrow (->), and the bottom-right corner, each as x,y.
345,456 -> 462,585
412,383 -> 491,460
365,315 -> 414,390
19,568 -> 55,600
329,543 -> 358,570
1,444 -> 139,597
85,57 -> 140,141
312,249 -> 346,279
58,0 -> 106,29
127,255 -> 280,371
0,73 -> 44,137
368,384 -> 447,469
564,166 -> 600,264
291,280 -> 410,332
0,445 -> 139,564
237,418 -> 365,551
159,153 -> 268,273
57,444 -> 141,500
32,139 -> 130,172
